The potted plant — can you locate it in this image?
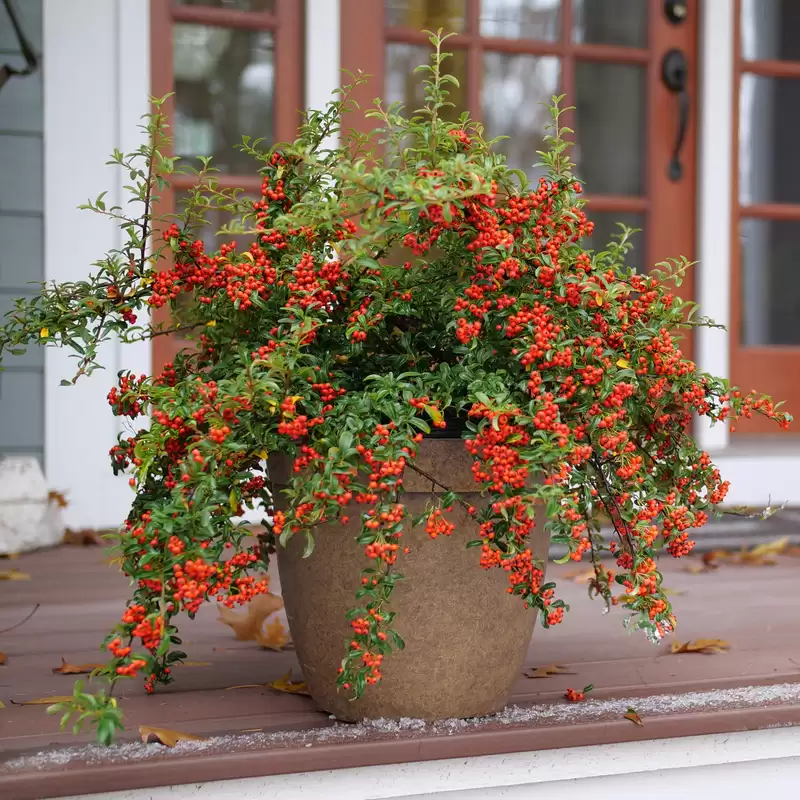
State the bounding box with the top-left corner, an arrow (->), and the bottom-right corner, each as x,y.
0,33 -> 789,743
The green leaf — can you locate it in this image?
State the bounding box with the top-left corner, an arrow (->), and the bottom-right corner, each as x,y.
302,530 -> 316,558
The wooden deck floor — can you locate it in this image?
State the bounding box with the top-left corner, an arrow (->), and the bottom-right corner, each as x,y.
1,541 -> 800,797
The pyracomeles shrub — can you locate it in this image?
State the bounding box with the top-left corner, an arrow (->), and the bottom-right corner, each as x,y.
0,34 -> 789,742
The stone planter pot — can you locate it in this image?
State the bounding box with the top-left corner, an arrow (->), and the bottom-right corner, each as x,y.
271,438 -> 549,722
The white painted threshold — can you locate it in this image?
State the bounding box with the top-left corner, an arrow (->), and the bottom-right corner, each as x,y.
713,448 -> 800,507
61,726 -> 800,800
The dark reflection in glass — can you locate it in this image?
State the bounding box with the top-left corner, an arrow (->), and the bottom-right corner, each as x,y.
741,0 -> 800,61
740,218 -> 800,346
582,210 -> 645,273
173,24 -> 274,174
739,74 -> 800,205
481,52 -> 559,182
479,0 -> 560,41
174,190 -> 257,254
572,0 -> 647,47
573,61 -> 645,196
385,43 -> 468,120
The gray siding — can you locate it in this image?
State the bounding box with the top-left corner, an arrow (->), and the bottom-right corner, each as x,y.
0,0 -> 44,464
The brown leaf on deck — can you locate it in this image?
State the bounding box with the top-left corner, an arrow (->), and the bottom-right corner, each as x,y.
255,618 -> 292,651
0,569 -> 30,581
15,696 -> 75,705
139,725 -> 205,747
224,684 -> 265,691
217,592 -> 283,641
669,638 -> 730,655
523,664 -> 577,679
734,536 -> 789,566
52,658 -> 104,675
62,528 -> 103,546
0,652 -> 6,665
624,707 -> 644,726
267,670 -> 310,696
0,700 -> 5,708
562,567 -> 595,584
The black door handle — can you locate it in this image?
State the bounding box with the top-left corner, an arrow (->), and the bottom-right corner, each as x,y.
661,49 -> 689,181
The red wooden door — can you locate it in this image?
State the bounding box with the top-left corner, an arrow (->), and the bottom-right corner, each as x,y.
732,0 -> 800,433
149,0 -> 303,372
342,0 -> 698,342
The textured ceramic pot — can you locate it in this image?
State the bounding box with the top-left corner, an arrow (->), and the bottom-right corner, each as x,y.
272,438 -> 549,721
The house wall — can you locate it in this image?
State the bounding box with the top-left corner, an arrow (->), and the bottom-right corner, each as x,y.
42,0 -> 151,528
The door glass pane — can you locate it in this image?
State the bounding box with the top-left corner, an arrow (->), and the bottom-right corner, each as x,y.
385,0 -> 467,32
739,74 -> 800,205
741,0 -> 800,61
573,61 -> 645,196
740,218 -> 800,346
583,210 -> 645,272
174,0 -> 274,10
173,24 -> 274,175
174,191 -> 256,254
479,0 -> 560,41
482,53 -> 560,182
572,0 -> 647,47
385,43 -> 468,121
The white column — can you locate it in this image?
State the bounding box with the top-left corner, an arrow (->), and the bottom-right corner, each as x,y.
43,0 -> 151,528
695,0 -> 735,453
305,0 -> 341,149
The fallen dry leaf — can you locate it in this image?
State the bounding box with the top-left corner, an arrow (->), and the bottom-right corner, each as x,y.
662,587 -> 685,597
255,618 -> 292,651
16,696 -> 75,705
139,725 -> 205,747
685,551 -> 722,574
52,658 -> 104,675
562,567 -> 595,584
267,670 -> 310,696
224,684 -> 265,691
0,700 -> 5,708
217,592 -> 283,641
734,536 -> 789,566
0,652 -> 6,665
241,728 -> 263,733
670,638 -> 730,655
0,569 -> 30,581
524,664 -> 577,679
48,490 -> 69,508
62,528 -> 103,546
624,707 -> 644,726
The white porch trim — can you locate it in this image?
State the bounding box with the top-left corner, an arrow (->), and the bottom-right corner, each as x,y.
62,726 -> 800,800
305,0 -> 341,146
695,0 -> 734,453
43,0 -> 151,528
